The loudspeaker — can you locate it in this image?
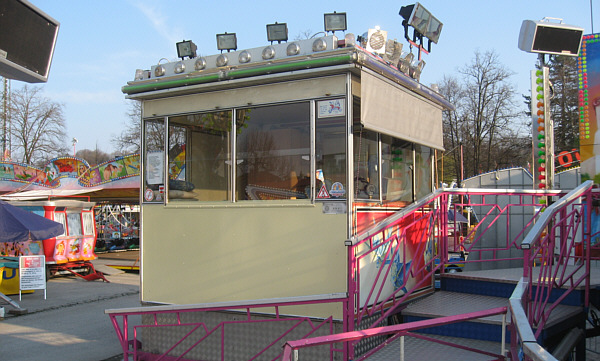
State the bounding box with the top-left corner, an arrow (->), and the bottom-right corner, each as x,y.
0,0 -> 59,83
518,19 -> 583,57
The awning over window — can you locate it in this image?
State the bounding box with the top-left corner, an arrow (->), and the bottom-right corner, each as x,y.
360,70 -> 444,150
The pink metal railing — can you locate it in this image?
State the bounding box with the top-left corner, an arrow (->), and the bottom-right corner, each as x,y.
519,181 -> 593,338
444,188 -> 563,267
106,183 -> 594,361
589,189 -> 600,259
347,190 -> 445,343
105,294 -> 348,361
346,188 -> 561,330
281,307 -> 509,361
341,185 -> 589,360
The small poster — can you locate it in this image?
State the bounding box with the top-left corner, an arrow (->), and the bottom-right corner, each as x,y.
146,151 -> 164,185
19,255 -> 46,300
317,99 -> 345,118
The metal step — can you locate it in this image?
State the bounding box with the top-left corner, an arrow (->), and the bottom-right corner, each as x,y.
403,291 -> 509,325
401,291 -> 510,342
363,266 -> 597,359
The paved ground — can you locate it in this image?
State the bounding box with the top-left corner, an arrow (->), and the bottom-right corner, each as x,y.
0,251 -> 141,361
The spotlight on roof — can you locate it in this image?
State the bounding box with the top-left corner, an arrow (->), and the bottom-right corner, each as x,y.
266,22 -> 288,43
398,52 -> 414,75
324,11 -> 347,33
400,3 -> 442,43
176,40 -> 197,60
409,59 -> 426,81
382,39 -> 403,65
399,2 -> 442,54
216,32 -> 237,52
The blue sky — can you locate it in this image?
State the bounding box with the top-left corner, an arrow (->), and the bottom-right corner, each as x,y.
13,0 -> 598,154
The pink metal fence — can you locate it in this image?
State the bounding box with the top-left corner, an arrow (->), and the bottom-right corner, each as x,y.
519,181 -> 593,338
106,183 -> 594,361
346,188 -> 562,339
106,294 -> 348,361
343,185 -> 590,359
281,307 -> 509,361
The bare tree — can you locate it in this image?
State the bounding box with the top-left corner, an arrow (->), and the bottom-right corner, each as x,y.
439,75 -> 466,182
439,50 -> 527,181
112,100 -> 141,155
9,85 -> 67,165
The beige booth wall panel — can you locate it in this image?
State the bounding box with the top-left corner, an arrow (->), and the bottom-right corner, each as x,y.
141,204 -> 347,317
143,75 -> 347,117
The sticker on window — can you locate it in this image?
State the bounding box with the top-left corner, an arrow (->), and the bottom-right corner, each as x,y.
329,182 -> 345,198
317,184 -> 331,199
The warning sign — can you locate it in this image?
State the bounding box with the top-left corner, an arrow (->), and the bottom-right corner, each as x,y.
317,184 -> 330,199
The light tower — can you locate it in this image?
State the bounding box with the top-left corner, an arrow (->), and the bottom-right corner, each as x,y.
518,18 -> 584,190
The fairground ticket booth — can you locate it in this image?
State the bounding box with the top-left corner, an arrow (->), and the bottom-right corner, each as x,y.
121,25 -> 452,360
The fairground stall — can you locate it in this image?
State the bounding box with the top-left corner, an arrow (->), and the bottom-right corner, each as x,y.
0,198 -> 105,281
116,10 -> 453,360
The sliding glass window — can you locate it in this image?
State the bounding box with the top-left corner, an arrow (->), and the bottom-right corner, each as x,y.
236,103 -> 311,201
167,111 -> 232,202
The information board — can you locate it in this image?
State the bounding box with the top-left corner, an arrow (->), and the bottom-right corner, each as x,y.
19,255 -> 46,300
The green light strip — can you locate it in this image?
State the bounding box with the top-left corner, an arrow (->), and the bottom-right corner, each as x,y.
122,54 -> 355,95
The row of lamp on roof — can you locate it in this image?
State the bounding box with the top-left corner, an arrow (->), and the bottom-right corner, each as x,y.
145,4 -> 441,83
175,11 -> 349,60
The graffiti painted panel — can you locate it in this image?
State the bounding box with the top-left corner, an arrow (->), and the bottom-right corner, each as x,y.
356,210 -> 433,307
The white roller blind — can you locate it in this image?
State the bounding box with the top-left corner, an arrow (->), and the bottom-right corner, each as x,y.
360,70 -> 444,150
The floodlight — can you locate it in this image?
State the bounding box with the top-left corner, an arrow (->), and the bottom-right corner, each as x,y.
216,32 -> 237,52
216,54 -> 229,67
174,61 -> 185,74
399,2 -> 443,44
409,59 -> 426,81
154,64 -> 165,77
324,12 -> 347,33
398,52 -> 414,74
176,40 -> 197,59
383,39 -> 403,64
344,33 -> 356,47
262,46 -> 276,60
518,19 -> 583,56
0,0 -> 60,83
134,69 -> 149,81
287,42 -> 301,56
195,57 -> 207,70
313,38 -> 328,52
267,22 -> 288,43
239,50 -> 251,63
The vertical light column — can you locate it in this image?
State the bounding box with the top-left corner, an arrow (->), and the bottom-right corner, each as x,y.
531,67 -> 552,190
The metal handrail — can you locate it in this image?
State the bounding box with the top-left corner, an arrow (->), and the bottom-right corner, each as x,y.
281,307 -> 508,361
521,180 -> 593,250
509,279 -> 558,361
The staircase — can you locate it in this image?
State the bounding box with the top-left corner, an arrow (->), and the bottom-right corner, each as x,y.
363,268 -> 591,360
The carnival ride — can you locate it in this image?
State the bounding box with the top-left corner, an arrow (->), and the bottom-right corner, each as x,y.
0,153 -> 140,202
0,154 -> 141,283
